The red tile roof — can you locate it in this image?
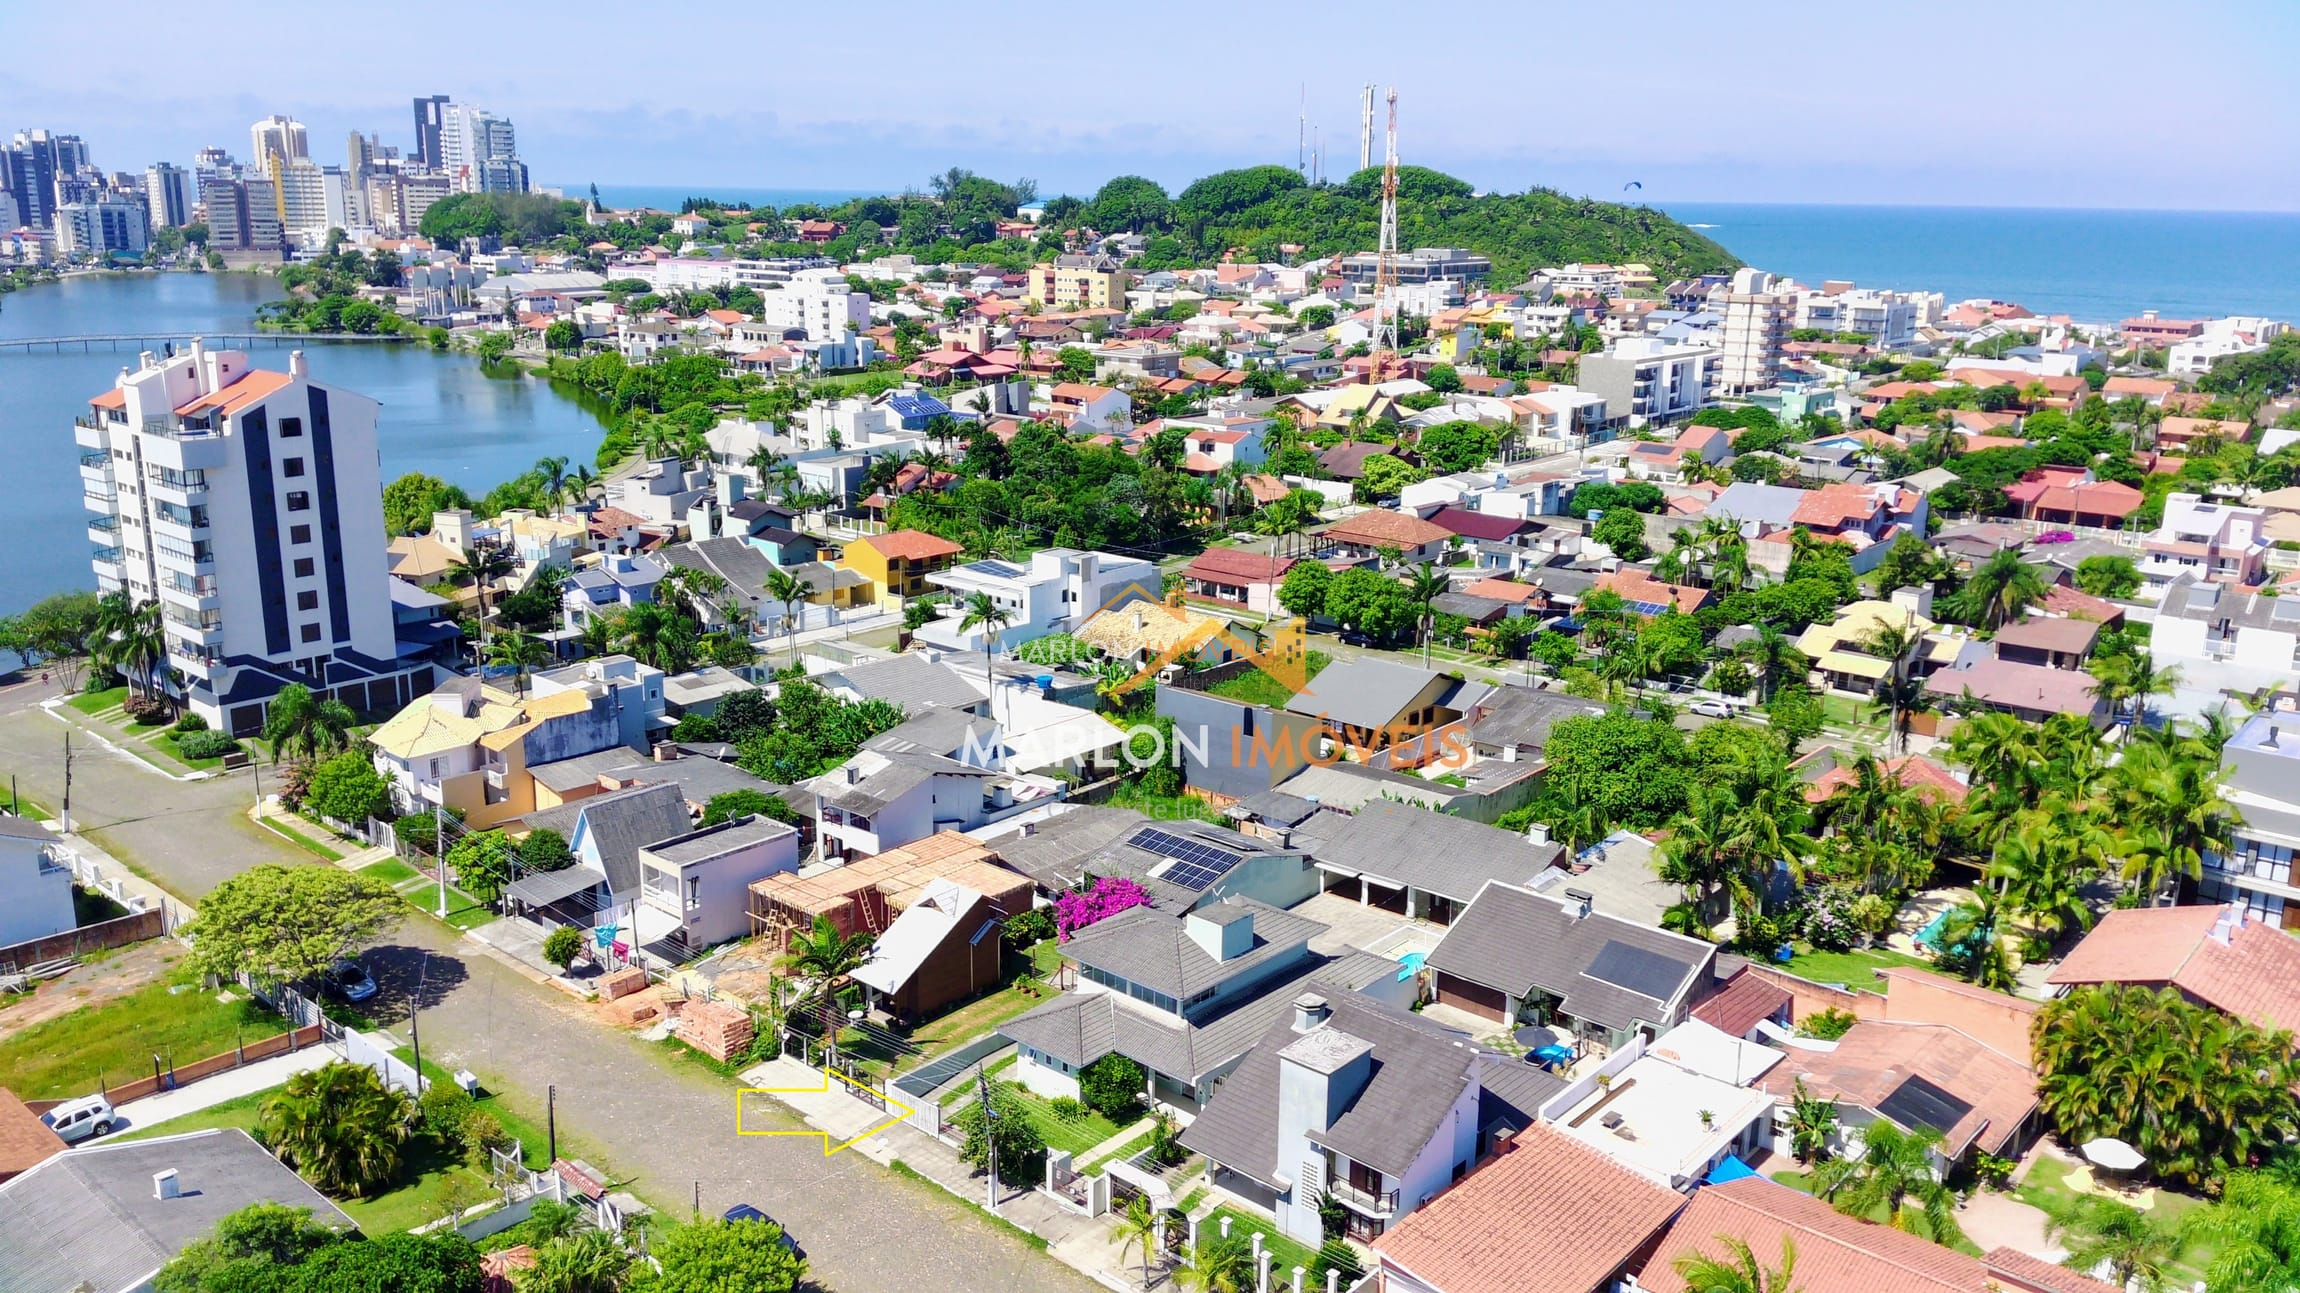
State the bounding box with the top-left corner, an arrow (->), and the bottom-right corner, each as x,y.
0,1088 -> 62,1182
1427,507 -> 1526,543
1690,968 -> 1793,1037
1184,548 -> 1296,584
1593,568 -> 1710,615
1759,1021 -> 2036,1157
1461,577 -> 1541,604
1638,1176 -> 1991,1293
175,369 -> 293,417
1982,1246 -> 2126,1293
89,388 -> 126,410
1373,1125 -> 1684,1293
1322,508 -> 1452,549
858,529 -> 965,563
2039,583 -> 2122,625
2047,905 -> 2300,1034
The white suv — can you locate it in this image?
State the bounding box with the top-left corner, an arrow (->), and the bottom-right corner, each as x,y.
42,1095 -> 117,1144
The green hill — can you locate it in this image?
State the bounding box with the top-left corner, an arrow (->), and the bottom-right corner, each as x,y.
1061,164 -> 1739,284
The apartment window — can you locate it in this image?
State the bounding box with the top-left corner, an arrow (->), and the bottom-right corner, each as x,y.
300,623 -> 321,643
290,524 -> 312,544
279,417 -> 303,438
294,557 -> 315,578
286,491 -> 310,512
296,591 -> 319,612
283,457 -> 305,478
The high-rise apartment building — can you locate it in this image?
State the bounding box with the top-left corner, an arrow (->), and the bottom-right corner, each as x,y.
248,115 -> 309,170
2199,695 -> 2300,927
1715,267 -> 1795,395
438,104 -> 526,194
200,177 -> 283,253
144,163 -> 193,228
365,172 -> 451,235
193,147 -> 236,185
412,95 -> 451,170
55,195 -> 149,257
76,344 -> 423,734
2,129 -> 82,228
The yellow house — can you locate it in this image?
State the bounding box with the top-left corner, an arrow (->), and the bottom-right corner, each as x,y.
367,681 -> 603,830
841,530 -> 966,602
1314,383 -> 1402,432
1795,599 -> 1969,696
1026,255 -> 1126,310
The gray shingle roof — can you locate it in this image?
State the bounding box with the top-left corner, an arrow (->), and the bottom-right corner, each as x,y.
1059,898 -> 1323,1001
658,536 -> 776,606
1181,993 -> 1495,1186
1298,800 -> 1563,905
1000,947 -> 1395,1083
1285,657 -> 1450,731
1470,685 -> 1606,756
977,807 -> 1150,892
526,781 -> 696,898
864,708 -> 998,760
1424,882 -> 1714,1032
1271,762 -> 1462,813
0,1129 -> 352,1293
643,815 -> 796,866
823,654 -> 987,711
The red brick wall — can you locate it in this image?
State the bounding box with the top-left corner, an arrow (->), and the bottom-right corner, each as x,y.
0,909 -> 165,969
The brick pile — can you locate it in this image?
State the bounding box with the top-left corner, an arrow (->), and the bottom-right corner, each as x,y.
599,967 -> 649,1001
677,999 -> 755,1064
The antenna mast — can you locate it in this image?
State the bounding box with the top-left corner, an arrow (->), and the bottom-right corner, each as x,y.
1374,87 -> 1401,357
1359,84 -> 1375,172
1297,84 -> 1306,176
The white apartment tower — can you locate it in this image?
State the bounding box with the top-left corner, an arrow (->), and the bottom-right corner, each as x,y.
247,116 -> 309,170
439,104 -> 527,194
1716,267 -> 1795,394
76,344 -> 426,734
144,163 -> 193,228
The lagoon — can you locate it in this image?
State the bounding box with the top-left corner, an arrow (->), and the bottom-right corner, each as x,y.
0,272 -> 613,614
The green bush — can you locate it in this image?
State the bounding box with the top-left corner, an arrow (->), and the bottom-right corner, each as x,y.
459,1109 -> 510,1165
542,924 -> 583,971
171,712 -> 209,733
1048,1096 -> 1089,1121
419,1084 -> 473,1150
1002,907 -> 1056,949
1078,1053 -> 1147,1120
176,730 -> 241,760
123,695 -> 172,725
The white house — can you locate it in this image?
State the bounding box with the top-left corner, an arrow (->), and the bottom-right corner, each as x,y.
794,749 -> 1050,860
0,816 -> 75,948
629,815 -> 802,951
917,549 -> 1159,652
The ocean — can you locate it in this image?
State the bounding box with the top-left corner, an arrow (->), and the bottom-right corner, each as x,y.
1661,203 -> 2300,325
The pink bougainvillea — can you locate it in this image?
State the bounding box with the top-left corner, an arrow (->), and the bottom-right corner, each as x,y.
1053,876 -> 1154,942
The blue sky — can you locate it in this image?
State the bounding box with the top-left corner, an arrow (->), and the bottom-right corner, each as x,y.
6,0 -> 2299,210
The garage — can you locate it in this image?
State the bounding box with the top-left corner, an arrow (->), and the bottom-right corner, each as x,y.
1433,972 -> 1508,1022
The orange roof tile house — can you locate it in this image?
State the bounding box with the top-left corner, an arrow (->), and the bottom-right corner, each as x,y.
841,529 -> 966,601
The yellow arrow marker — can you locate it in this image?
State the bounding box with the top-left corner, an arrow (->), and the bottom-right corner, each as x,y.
737,1068 -> 916,1157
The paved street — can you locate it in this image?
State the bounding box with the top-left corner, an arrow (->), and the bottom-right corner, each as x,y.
0,692 -> 1093,1293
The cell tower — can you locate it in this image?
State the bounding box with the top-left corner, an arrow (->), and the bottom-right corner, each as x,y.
1373,87 -> 1401,356
1359,85 -> 1375,172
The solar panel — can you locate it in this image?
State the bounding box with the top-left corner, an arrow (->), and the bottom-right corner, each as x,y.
1129,827 -> 1248,892
1626,600 -> 1672,616
1584,940 -> 1689,1003
1876,1074 -> 1974,1136
2274,598 -> 2300,623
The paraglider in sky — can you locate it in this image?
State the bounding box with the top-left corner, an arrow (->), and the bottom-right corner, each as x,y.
1622,180 -> 1642,191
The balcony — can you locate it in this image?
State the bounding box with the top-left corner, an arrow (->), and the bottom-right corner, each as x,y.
91,545 -> 124,567
151,502 -> 210,539
1327,1176 -> 1399,1215
153,535 -> 215,569
83,488 -> 118,512
147,467 -> 210,500
73,420 -> 110,450
163,605 -> 223,641
88,515 -> 118,537
79,450 -> 112,471
168,643 -> 221,672
141,415 -> 217,442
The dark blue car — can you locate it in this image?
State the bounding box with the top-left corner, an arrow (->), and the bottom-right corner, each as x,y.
722,1204 -> 805,1258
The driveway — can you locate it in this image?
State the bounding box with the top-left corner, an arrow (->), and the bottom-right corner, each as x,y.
0,705 -> 1090,1293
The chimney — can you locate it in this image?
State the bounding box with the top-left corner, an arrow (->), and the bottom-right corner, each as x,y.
1292,992 -> 1330,1033
288,349 -> 308,380
1185,906 -> 1255,962
1565,887 -> 1594,919
1273,826 -> 1292,849
651,741 -> 680,762
153,1169 -> 181,1200
1018,820 -> 1037,837
1528,822 -> 1550,845
1132,608 -> 1147,632
841,764 -> 860,785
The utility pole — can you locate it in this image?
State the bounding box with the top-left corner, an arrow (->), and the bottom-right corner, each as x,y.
61,730 -> 71,835
1374,87 -> 1402,358
977,1062 -> 998,1213
1359,84 -> 1375,173
409,950 -> 429,1106
1296,84 -> 1306,177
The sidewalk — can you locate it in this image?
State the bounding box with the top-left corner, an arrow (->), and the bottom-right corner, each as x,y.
46,822 -> 195,921
38,697 -> 212,784
94,1040 -> 340,1140
742,1055 -> 1132,1286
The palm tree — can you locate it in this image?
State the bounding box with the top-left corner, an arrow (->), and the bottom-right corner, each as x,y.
1860,617 -> 1925,756
1783,1078 -> 1837,1164
448,541 -> 516,647
487,631 -> 549,697
1932,889 -> 2018,991
534,455 -> 571,505
1403,566 -> 1450,667
1171,1234 -> 1254,1293
2192,1170 -> 2300,1290
1738,625 -> 1807,703
262,683 -> 358,766
1671,1236 -> 1801,1293
958,591 -> 1015,716
779,912 -> 878,1063
1112,1195 -> 1166,1290
566,464 -> 600,508
744,445 -> 785,494
258,1061 -> 416,1198
1811,1122 -> 1963,1245
764,567 -> 812,661
1964,549 -> 2047,630
1987,801 -> 2103,943
2089,650 -> 2181,740
613,601 -> 698,673
520,1229 -> 632,1293
2113,738 -> 2237,903
2040,1195 -> 2183,1293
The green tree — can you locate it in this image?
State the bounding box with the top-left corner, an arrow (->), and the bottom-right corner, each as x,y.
1277,561 -> 1333,621
2039,1194 -> 2183,1293
518,1229 -> 632,1293
1112,1195 -> 1169,1290
183,865 -> 402,986
701,788 -> 798,827
1403,565 -> 1450,667
2192,1171 -> 2300,1293
2074,554 -> 2141,599
259,1061 -> 418,1198
156,1203 -> 347,1293
1413,419 -> 1497,473
287,1232 -> 485,1293
487,631 -> 550,696
1783,1078 -> 1838,1164
264,683 -> 358,764
542,924 -> 584,972
446,828 -> 516,903
1962,548 -> 2049,630
1078,1053 -> 1147,1120
1355,453 -> 1424,501
953,1081 -> 1047,1178
1670,1235 -> 1800,1293
305,749 -> 392,825
1764,685 -> 1825,755
542,319 -> 582,353
637,1217 -> 804,1293
381,473 -> 471,535
958,590 -> 1016,711
1054,346 -> 1098,382
764,566 -> 811,660
1811,1122 -> 1963,1244
779,912 -> 878,1060
520,827 -> 574,873
1172,1232 -> 1255,1293
1591,507 -> 1650,561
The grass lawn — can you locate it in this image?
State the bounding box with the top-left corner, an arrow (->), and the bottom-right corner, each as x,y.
1817,694 -> 1886,731
2014,1157 -> 2216,1283
384,870 -> 495,930
1203,650 -> 1332,708
389,1047 -> 554,1170
1,782 -> 51,820
149,731 -> 235,772
1105,786 -> 1224,823
1770,1170 -> 1982,1256
1028,939 -> 1065,982
1208,1206 -> 1323,1276
1003,1082 -> 1127,1157
941,1053 -> 1015,1107
895,976 -> 1060,1075
67,686 -> 128,716
359,857 -> 421,885
1078,1126 -> 1156,1176
257,815 -> 344,861
119,1087 -> 270,1141
1776,943 -> 1933,993
0,975 -> 287,1099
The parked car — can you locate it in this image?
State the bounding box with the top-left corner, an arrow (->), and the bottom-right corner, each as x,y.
1689,700 -> 1734,718
42,1094 -> 116,1144
722,1204 -> 805,1258
1338,629 -> 1377,647
324,959 -> 378,1003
